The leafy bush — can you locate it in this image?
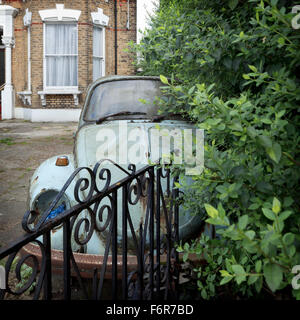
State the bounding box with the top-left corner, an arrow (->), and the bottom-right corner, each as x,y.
133,0 -> 300,299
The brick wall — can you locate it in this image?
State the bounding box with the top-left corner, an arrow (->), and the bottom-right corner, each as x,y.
2,0 -> 137,111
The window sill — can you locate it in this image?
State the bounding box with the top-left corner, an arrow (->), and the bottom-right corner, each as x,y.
37,89 -> 82,107
17,91 -> 32,106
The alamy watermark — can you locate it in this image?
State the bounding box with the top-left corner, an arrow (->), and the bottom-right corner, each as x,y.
292,265 -> 300,290
95,122 -> 204,175
292,5 -> 300,29
0,265 -> 5,290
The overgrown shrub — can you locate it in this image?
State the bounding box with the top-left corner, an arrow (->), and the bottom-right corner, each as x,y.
132,0 -> 300,299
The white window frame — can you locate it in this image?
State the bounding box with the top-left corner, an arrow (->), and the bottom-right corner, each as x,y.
93,25 -> 105,81
39,4 -> 81,93
43,22 -> 79,92
91,8 -> 109,81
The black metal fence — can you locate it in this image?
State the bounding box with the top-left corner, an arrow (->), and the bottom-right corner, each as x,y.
0,161 -> 180,300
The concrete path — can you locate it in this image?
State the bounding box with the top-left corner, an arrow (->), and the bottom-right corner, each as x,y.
0,120 -> 77,249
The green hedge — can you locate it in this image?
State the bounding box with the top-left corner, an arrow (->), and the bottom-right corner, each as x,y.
132,0 -> 300,299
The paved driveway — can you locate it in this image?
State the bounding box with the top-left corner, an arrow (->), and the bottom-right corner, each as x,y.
0,120 -> 77,249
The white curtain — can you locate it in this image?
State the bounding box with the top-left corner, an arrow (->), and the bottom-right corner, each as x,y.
45,24 -> 78,87
93,27 -> 104,81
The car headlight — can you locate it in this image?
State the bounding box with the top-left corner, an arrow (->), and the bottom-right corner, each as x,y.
32,189 -> 70,229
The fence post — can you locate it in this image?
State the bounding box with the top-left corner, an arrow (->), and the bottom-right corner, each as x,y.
63,218 -> 71,300
43,231 -> 52,300
112,190 -> 118,299
156,167 -> 161,298
0,265 -> 5,291
149,166 -> 155,299
122,184 -> 128,300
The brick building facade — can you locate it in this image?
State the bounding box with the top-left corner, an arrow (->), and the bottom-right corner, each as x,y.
0,0 -> 144,122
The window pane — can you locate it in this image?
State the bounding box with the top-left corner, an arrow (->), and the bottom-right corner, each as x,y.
93,27 -> 104,81
45,23 -> 78,87
46,56 -> 77,87
93,58 -> 102,82
45,24 -> 77,55
93,27 -> 103,57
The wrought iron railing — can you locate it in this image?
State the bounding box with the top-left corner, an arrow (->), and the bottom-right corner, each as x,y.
0,161 -> 180,300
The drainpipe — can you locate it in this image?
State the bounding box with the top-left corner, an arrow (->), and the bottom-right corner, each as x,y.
114,0 -> 117,75
126,0 -> 130,30
27,25 -> 31,92
17,9 -> 32,106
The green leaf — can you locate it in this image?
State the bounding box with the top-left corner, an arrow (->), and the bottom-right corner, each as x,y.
206,217 -> 229,227
248,65 -> 257,72
261,118 -> 272,124
286,245 -> 296,257
248,275 -> 259,285
256,181 -> 273,194
160,75 -> 169,85
245,230 -> 255,240
247,126 -> 257,139
255,260 -> 262,273
272,197 -> 281,215
262,208 -> 276,221
174,182 -> 181,189
232,265 -> 247,284
279,210 -> 292,221
266,143 -> 282,164
228,0 -> 239,10
201,288 -> 208,299
232,264 -> 246,275
255,277 -> 263,293
204,203 -> 219,219
263,263 -> 283,292
277,37 -> 285,47
258,135 -> 272,148
283,233 -> 295,246
217,203 -> 226,219
249,203 -> 260,210
183,252 -> 189,262
268,233 -> 281,246
242,240 -> 257,253
243,74 -> 250,80
238,215 -> 248,230
138,98 -> 147,104
220,270 -> 232,278
220,276 -> 233,285
225,258 -> 232,272
229,121 -> 243,132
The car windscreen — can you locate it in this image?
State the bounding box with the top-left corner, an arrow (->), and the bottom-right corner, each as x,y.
84,79 -> 162,121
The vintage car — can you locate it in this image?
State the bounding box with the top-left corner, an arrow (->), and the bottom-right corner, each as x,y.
26,75 -> 204,255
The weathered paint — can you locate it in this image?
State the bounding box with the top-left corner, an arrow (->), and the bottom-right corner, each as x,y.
28,76 -> 205,255
28,154 -> 83,251
73,120 -> 203,254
